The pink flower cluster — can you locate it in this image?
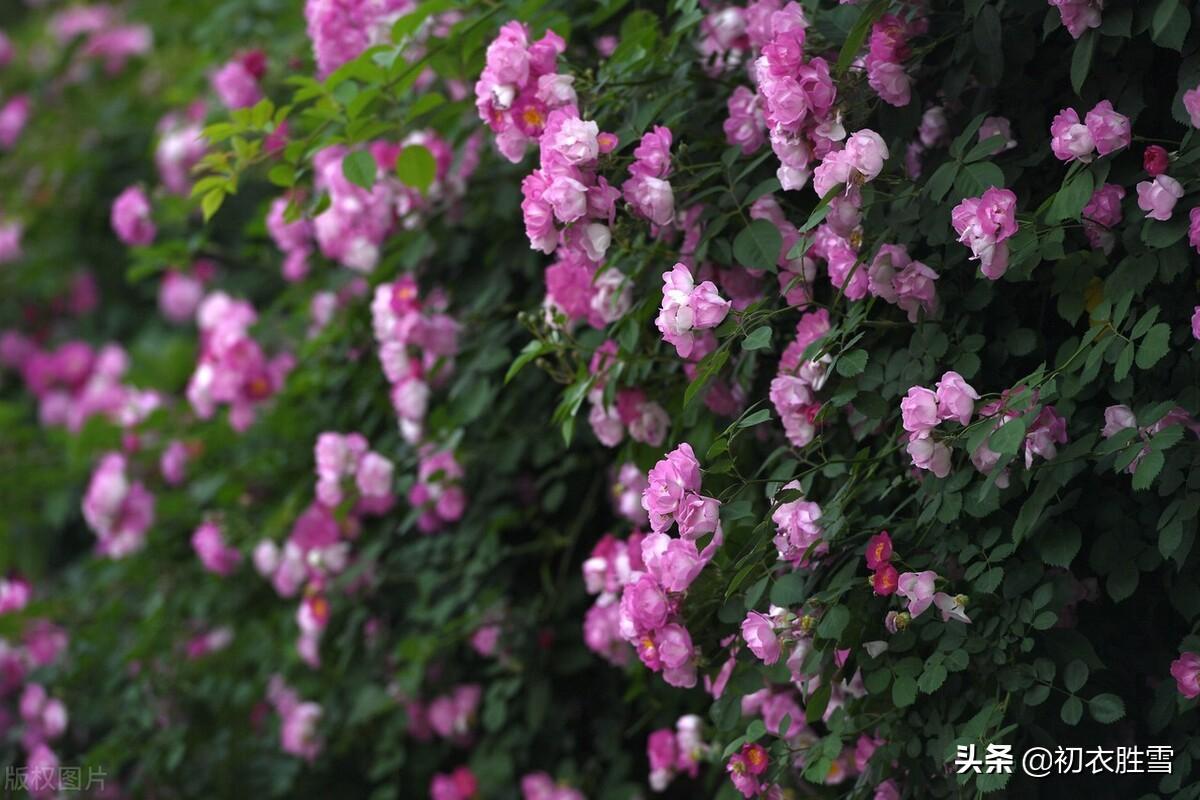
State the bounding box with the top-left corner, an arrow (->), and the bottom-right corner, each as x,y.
582,530 -> 644,666
951,187 -> 1018,280
211,51 -> 265,110
315,431 -> 396,512
430,766 -> 478,800
410,684 -> 481,745
158,262 -> 214,324
750,5 -> 837,190
900,371 -> 980,478
520,772 -> 585,800
81,452 -> 155,558
311,144 -> 397,273
18,683 -> 68,752
110,185 -> 155,246
726,742 -> 772,798
49,4 -> 152,75
371,275 -> 460,443
155,104 -> 207,195
865,14 -> 922,108
724,85 -> 767,155
970,388 -> 1068,488
268,675 -> 323,761
520,108 -> 628,328
1050,100 -> 1130,163
867,243 -> 938,322
409,447 -> 466,533
623,125 -> 676,227
1,339 -> 160,431
646,715 -> 708,792
587,342 -> 669,448
894,570 -> 971,623
656,263 -> 731,358
186,291 -> 293,431
1082,183 -> 1125,253
771,480 -> 825,567
770,308 -> 831,448
1048,0 -> 1103,39
0,215 -> 22,263
865,531 -> 898,596
304,0 -> 414,78
608,444 -> 724,688
474,21 -> 570,162
191,520 -> 242,576
0,94 -> 30,149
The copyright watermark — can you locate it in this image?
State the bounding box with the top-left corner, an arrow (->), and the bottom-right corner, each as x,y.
954,744 -> 1174,777
4,766 -> 107,792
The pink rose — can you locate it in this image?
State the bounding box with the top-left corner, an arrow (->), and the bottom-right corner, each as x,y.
1050,107 -> 1094,162
900,386 -> 939,433
741,611 -> 780,664
1136,175 -> 1183,222
935,371 -> 979,425
1171,652 -> 1200,699
1084,100 -> 1130,156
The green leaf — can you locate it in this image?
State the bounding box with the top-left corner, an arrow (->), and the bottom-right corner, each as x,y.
342,150 -> 377,190
737,409 -> 772,428
1152,0 -> 1191,51
800,184 -> 842,232
396,144 -> 437,193
733,219 -> 782,272
816,605 -> 850,640
1047,169 -> 1093,223
745,719 -> 766,742
892,675 -> 918,708
835,349 -> 868,377
742,326 -> 773,351
926,161 -> 959,202
1060,696 -> 1084,725
918,664 -> 948,694
1135,323 -> 1171,369
1070,29 -> 1096,94
989,417 -> 1027,455
805,683 -> 832,724
1088,693 -> 1126,723
1064,660 -> 1089,693
505,340 -> 552,384
1131,449 -> 1165,491
201,188 -> 225,221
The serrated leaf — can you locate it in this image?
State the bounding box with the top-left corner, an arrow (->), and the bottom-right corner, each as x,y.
835,349 -> 868,377
1131,449 -> 1165,491
1135,323 -> 1171,369
1088,693 -> 1126,723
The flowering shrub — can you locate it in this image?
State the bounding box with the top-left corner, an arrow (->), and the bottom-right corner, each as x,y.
2,0 -> 1200,798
